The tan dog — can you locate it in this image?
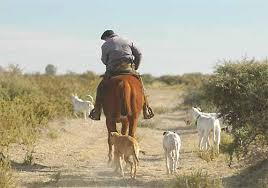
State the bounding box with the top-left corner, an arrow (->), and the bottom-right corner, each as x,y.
110,132 -> 140,179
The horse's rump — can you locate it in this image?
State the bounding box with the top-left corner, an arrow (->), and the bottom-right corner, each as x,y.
102,75 -> 143,121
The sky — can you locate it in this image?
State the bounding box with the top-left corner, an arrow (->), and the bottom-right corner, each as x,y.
0,0 -> 268,75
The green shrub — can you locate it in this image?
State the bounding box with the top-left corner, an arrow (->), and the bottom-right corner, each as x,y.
141,74 -> 156,85
182,74 -> 215,111
157,75 -> 182,85
204,59 -> 268,158
181,73 -> 210,87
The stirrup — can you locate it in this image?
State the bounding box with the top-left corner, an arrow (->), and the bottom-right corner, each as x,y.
89,109 -> 101,120
143,105 -> 154,119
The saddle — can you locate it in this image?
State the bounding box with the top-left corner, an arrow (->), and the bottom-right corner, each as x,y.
100,62 -> 140,80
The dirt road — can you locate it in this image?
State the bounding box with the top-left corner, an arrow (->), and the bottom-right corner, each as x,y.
10,87 -> 240,187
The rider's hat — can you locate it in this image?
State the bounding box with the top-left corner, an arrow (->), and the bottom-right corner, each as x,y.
101,30 -> 115,40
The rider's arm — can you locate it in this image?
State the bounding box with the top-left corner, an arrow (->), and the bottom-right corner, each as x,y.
101,45 -> 108,65
131,43 -> 142,70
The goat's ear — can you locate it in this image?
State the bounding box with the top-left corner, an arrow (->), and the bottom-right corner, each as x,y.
163,131 -> 167,135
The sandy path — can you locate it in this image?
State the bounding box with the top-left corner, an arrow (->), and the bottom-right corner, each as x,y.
10,87 -> 239,187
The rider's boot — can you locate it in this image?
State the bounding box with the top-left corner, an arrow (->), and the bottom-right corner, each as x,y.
143,100 -> 154,119
89,80 -> 104,120
138,74 -> 154,119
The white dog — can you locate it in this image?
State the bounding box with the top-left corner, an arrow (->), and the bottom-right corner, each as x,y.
71,94 -> 94,120
191,107 -> 221,153
163,131 -> 181,175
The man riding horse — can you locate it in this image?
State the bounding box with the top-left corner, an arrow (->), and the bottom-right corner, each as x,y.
89,30 -> 154,120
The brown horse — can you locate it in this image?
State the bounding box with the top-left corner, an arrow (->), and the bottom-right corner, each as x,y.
102,75 -> 143,163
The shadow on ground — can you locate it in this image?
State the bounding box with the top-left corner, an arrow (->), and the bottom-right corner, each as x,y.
25,170 -> 170,188
223,159 -> 268,188
11,161 -> 59,173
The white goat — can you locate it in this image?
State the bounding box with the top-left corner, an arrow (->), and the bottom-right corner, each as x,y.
163,131 -> 181,175
71,94 -> 94,120
191,107 -> 221,153
196,107 -> 231,132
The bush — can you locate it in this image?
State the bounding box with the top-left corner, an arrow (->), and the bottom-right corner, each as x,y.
157,75 -> 182,85
181,73 -> 210,87
0,71 -> 99,149
204,59 -> 268,158
182,79 -> 215,112
141,74 -> 156,85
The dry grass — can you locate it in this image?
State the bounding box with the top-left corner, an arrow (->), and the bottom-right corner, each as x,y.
220,132 -> 234,152
171,170 -> 223,188
0,158 -> 16,188
198,149 -> 220,162
138,120 -> 157,129
153,106 -> 171,114
47,127 -> 59,140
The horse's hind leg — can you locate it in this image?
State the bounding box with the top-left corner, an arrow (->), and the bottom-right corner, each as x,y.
128,116 -> 138,138
121,118 -> 129,135
106,118 -> 116,164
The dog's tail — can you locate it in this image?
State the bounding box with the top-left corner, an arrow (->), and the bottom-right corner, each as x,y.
86,94 -> 94,103
133,145 -> 139,164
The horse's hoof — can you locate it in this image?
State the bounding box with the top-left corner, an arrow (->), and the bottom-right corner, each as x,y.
89,109 -> 101,120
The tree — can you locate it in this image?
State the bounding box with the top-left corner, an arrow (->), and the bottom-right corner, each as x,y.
45,64 -> 57,75
8,64 -> 22,75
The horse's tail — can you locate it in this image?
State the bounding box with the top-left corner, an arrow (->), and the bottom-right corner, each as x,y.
119,81 -> 132,116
